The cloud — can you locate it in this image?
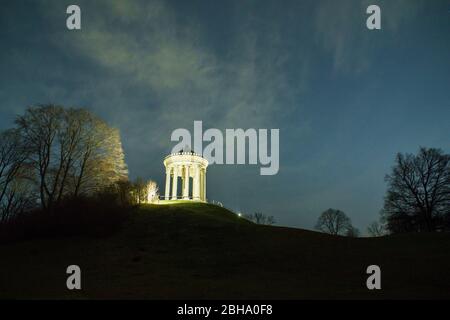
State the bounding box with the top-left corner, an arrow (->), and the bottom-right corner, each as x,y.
314,0 -> 422,73
39,0 -> 305,135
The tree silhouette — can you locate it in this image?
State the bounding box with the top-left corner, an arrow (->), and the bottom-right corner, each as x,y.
15,105 -> 128,212
367,221 -> 385,237
315,208 -> 352,235
345,225 -> 360,237
132,178 -> 159,204
0,129 -> 33,222
383,147 -> 450,233
244,212 -> 276,225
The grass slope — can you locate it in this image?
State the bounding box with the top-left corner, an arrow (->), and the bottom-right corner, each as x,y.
1,202 -> 450,299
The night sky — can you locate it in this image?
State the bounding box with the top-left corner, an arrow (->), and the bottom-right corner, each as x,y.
0,0 -> 449,232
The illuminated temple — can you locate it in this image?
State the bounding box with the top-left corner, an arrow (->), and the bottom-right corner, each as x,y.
163,151 -> 208,201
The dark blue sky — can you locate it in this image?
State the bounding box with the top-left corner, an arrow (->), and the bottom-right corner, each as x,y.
0,0 -> 449,232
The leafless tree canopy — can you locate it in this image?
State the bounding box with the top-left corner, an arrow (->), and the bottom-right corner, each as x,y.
315,208 -> 352,236
367,221 -> 385,237
132,178 -> 159,204
244,212 -> 276,225
0,105 -> 129,216
0,129 -> 35,222
345,225 -> 360,237
383,147 -> 450,233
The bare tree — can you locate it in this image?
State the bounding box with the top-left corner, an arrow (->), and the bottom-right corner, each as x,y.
244,212 -> 276,225
114,179 -> 134,206
0,129 -> 32,222
15,105 -> 129,211
345,225 -> 360,237
315,208 -> 352,235
0,167 -> 36,222
146,180 -> 159,203
132,178 -> 159,204
71,120 -> 128,197
367,221 -> 385,237
383,147 -> 450,233
15,106 -> 61,211
133,177 -> 146,204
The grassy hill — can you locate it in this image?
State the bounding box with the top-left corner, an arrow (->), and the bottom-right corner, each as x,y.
1,202 -> 450,299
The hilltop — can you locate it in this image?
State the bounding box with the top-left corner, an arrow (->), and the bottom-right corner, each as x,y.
1,202 -> 450,299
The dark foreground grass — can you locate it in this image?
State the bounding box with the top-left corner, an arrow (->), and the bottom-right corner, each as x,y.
1,202 -> 449,299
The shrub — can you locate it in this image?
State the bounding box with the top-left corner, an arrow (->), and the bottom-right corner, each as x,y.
0,195 -> 133,244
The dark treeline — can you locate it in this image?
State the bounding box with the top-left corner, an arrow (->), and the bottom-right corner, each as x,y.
243,212 -> 276,225
315,147 -> 450,236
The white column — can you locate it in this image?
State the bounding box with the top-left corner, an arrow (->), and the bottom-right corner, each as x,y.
193,165 -> 200,201
199,169 -> 203,201
171,165 -> 179,200
202,169 -> 206,202
164,167 -> 171,200
182,165 -> 190,200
